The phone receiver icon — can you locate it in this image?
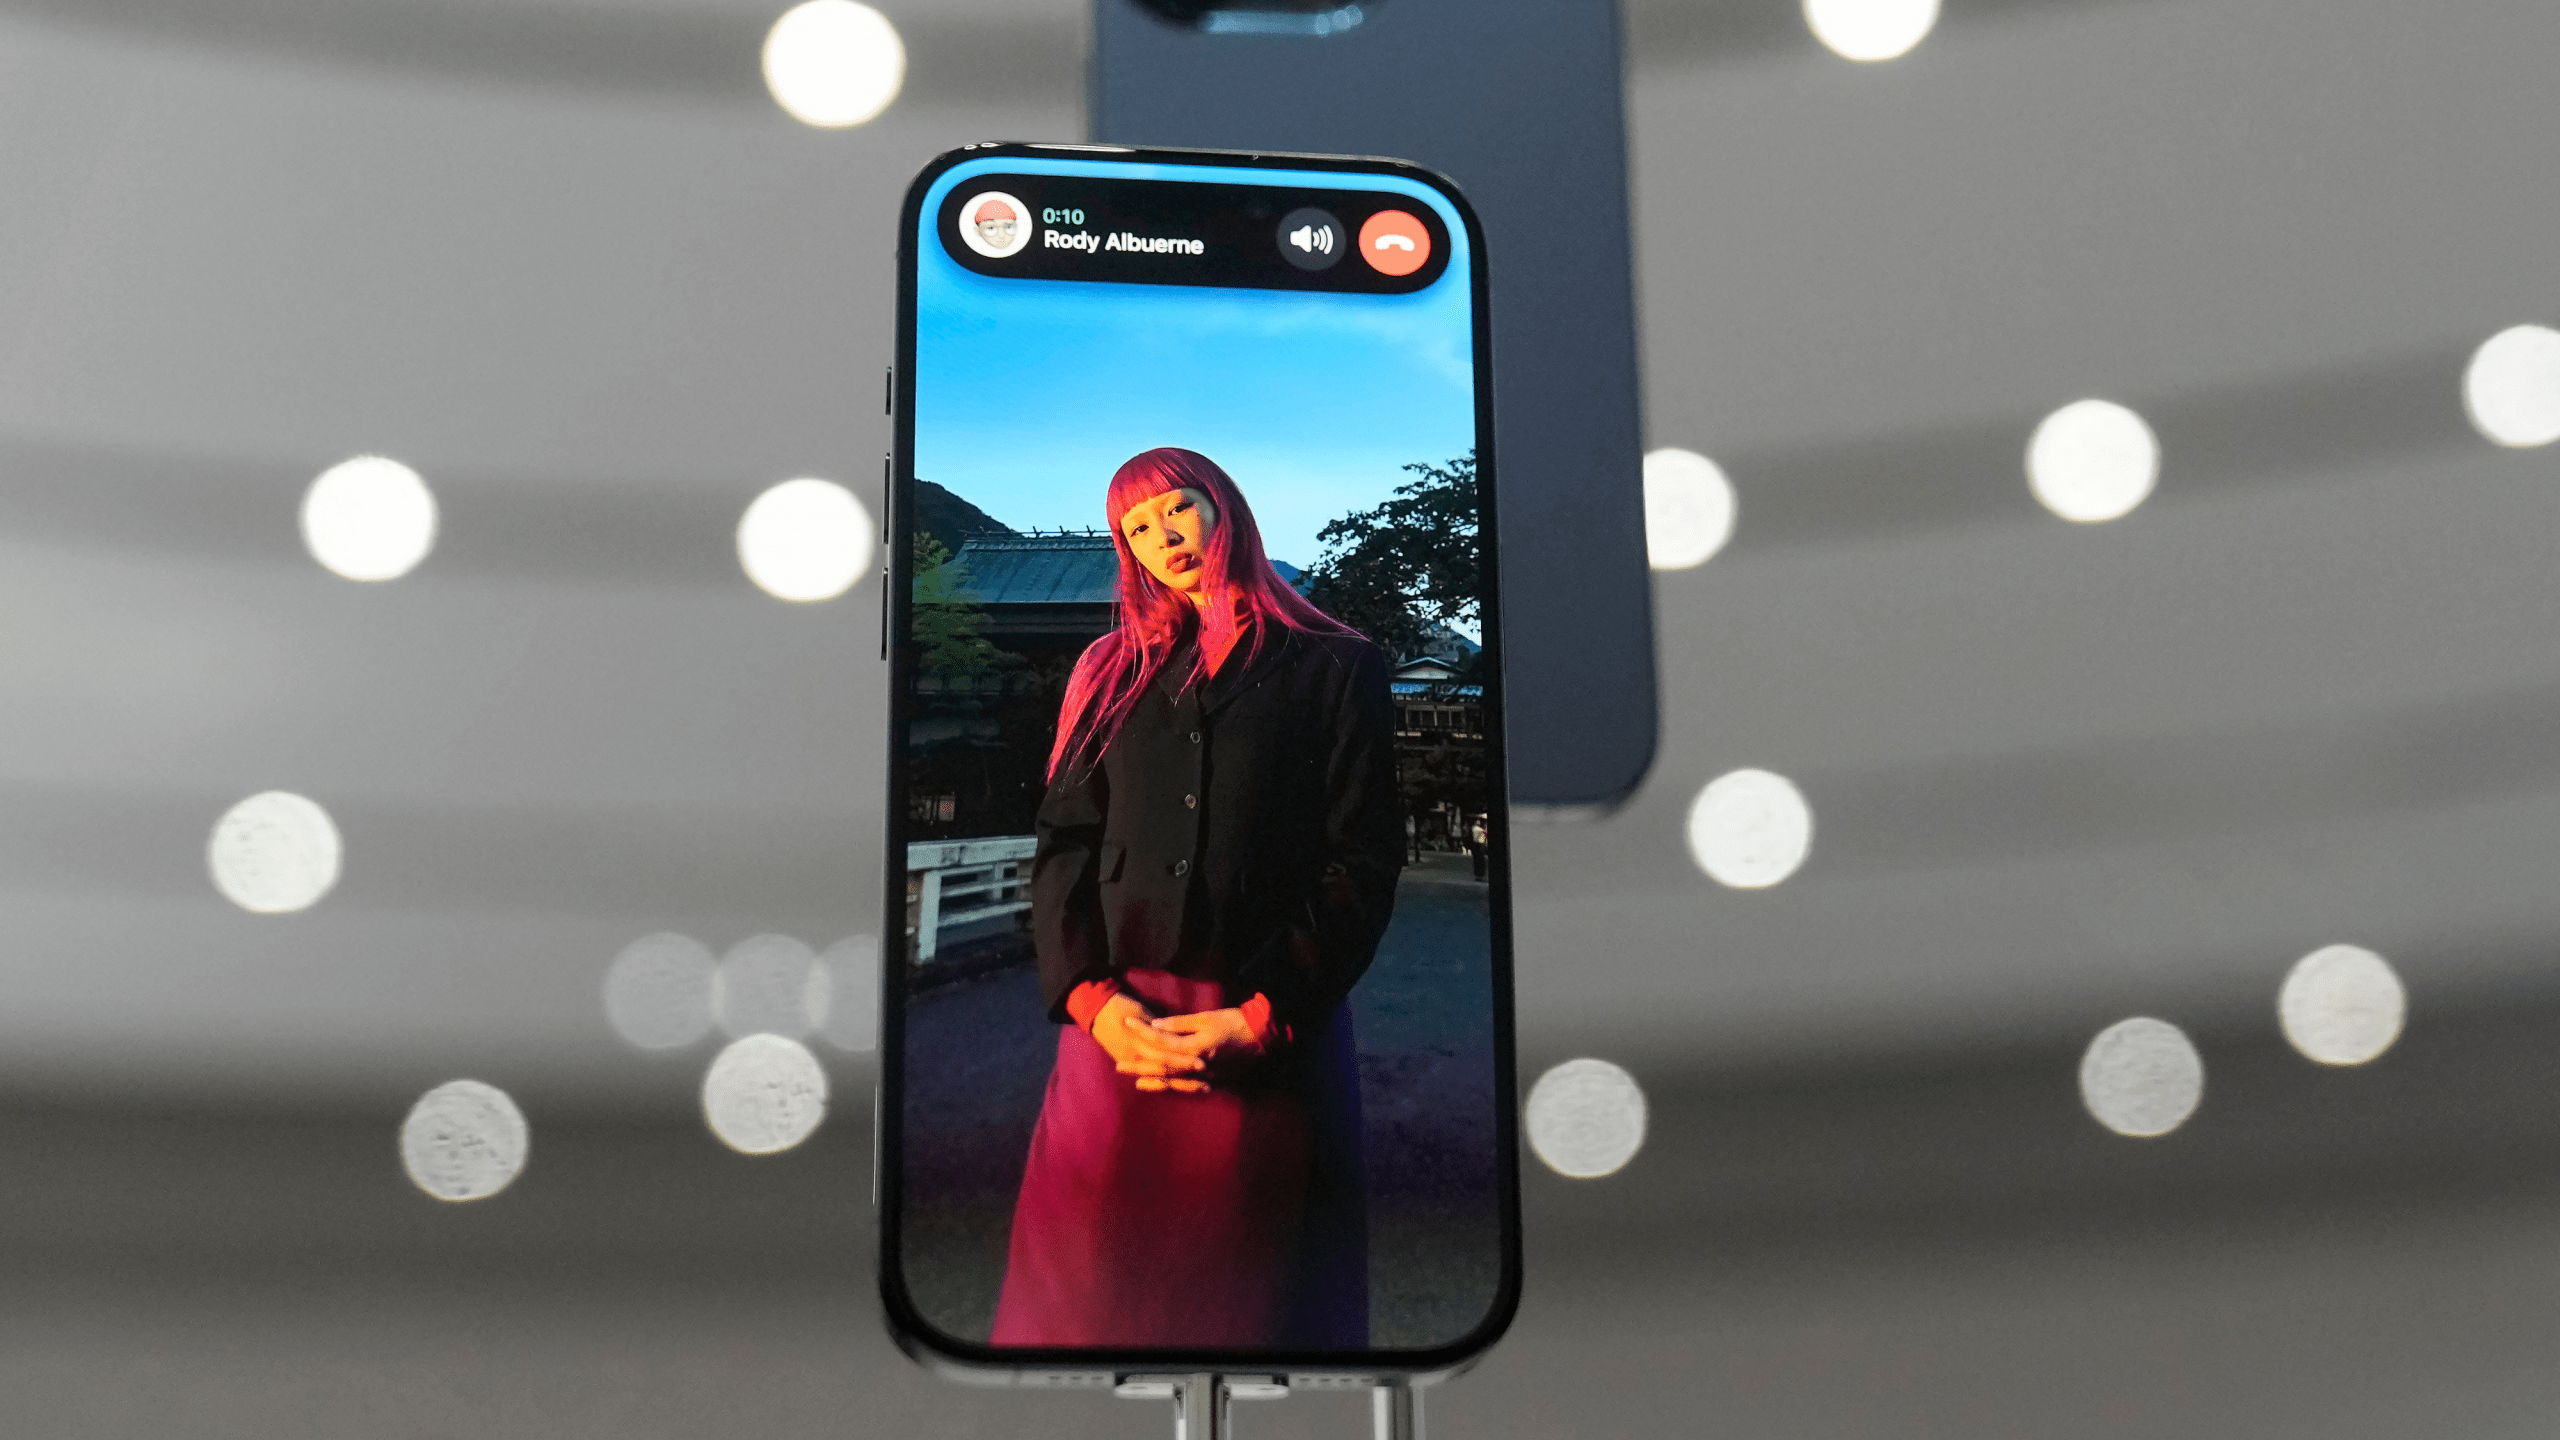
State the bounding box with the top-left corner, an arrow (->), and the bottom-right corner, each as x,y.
1356,209 -> 1429,275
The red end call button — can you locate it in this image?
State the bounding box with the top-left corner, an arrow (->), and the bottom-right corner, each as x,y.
1358,209 -> 1431,277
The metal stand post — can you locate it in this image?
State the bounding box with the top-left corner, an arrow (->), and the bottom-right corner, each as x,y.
1120,1375 -> 1237,1440
1372,1380 -> 1423,1440
1122,1372 -> 1411,1438
1175,1373 -> 1229,1440
1157,1363 -> 1223,1434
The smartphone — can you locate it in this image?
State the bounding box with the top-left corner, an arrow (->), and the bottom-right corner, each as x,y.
1091,0 -> 1658,818
881,144 -> 1519,1382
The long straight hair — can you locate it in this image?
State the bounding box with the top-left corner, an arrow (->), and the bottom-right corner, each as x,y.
1047,448 -> 1353,779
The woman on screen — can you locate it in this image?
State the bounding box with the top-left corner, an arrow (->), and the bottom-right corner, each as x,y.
989,446 -> 1402,1349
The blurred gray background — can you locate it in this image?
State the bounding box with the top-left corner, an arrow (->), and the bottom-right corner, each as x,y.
10,0 -> 2560,1435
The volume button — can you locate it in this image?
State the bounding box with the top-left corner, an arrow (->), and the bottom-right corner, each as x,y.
883,366 -> 893,415
878,451 -> 891,661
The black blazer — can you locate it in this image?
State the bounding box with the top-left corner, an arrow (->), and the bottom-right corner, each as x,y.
1031,624 -> 1403,1038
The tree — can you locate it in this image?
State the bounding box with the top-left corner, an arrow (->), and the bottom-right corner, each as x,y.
911,535 -> 1013,686
1299,451 -> 1479,661
907,535 -> 1037,839
1299,453 -> 1491,850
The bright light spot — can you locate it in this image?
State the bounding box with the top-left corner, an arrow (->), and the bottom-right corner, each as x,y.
603,933 -> 717,1050
1643,448 -> 1736,570
1685,768 -> 1812,889
738,477 -> 874,602
817,933 -> 881,1053
2463,324 -> 2560,448
704,1033 -> 829,1155
301,455 -> 437,581
715,933 -> 827,1039
1804,0 -> 1938,61
2278,944 -> 2406,1066
401,1079 -> 529,1201
2079,1017 -> 2203,1137
763,0 -> 904,128
207,791 -> 341,914
2027,399 -> 2158,522
1525,1058 -> 1646,1178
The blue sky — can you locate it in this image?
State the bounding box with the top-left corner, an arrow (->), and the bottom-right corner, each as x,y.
911,158 -> 1477,572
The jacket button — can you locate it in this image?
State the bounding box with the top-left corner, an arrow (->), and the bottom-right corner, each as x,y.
1188,730 -> 1202,744
1172,859 -> 1191,877
1184,793 -> 1198,809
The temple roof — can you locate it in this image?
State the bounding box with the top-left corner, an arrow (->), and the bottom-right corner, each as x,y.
948,534 -> 1118,607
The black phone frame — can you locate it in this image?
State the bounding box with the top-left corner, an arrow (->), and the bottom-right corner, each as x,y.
879,141 -> 1523,1385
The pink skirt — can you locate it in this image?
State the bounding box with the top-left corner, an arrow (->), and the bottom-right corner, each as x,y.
989,969 -> 1366,1350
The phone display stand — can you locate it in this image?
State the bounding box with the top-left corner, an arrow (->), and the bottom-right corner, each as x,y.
1116,1375 -> 1424,1440
1092,0 -> 1660,816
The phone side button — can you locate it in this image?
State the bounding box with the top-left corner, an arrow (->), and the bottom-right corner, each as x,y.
884,365 -> 893,415
879,451 -> 892,661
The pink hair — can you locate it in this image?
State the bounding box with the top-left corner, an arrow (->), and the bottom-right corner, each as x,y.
1048,448 -> 1353,779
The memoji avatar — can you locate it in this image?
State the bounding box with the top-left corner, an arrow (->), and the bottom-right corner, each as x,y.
959,192 -> 1031,259
975,202 -> 1018,250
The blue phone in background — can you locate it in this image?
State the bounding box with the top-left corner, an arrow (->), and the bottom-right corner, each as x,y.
1092,0 -> 1658,818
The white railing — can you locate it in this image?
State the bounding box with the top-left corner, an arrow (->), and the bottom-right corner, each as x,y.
905,835 -> 1037,962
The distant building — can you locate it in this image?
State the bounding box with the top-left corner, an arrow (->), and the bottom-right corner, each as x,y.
1390,653 -> 1489,852
948,532 -> 1119,651
1393,656 -> 1486,742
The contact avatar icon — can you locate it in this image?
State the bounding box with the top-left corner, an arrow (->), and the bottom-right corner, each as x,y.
959,191 -> 1032,258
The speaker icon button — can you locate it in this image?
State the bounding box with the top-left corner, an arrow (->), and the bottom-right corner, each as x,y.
1278,207 -> 1343,271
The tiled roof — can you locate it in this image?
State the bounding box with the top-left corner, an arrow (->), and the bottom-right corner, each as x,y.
1393,683 -> 1483,697
947,535 -> 1306,608
949,534 -> 1118,607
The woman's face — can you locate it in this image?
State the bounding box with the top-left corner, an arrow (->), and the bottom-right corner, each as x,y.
1118,487 -> 1219,595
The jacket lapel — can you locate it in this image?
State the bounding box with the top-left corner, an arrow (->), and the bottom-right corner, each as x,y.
1152,640 -> 1199,704
1202,625 -> 1297,717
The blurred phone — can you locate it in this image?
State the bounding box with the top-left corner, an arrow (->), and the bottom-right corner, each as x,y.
881,145 -> 1519,1379
1092,0 -> 1658,817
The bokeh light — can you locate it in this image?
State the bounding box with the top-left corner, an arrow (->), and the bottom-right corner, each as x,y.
2278,944 -> 2406,1066
1685,768 -> 1812,889
2079,1017 -> 2203,1137
401,1079 -> 529,1201
763,0 -> 905,128
1525,1058 -> 1647,1178
715,933 -> 826,1039
2462,324 -> 2560,448
603,933 -> 717,1050
737,477 -> 874,602
703,1033 -> 830,1155
301,455 -> 437,581
1643,447 -> 1736,570
207,791 -> 342,914
818,933 -> 881,1053
2028,399 -> 2158,522
1804,0 -> 1939,61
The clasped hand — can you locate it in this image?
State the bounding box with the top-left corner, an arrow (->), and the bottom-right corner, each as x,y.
1088,993 -> 1261,1094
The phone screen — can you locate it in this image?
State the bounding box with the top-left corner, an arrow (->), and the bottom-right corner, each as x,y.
884,147 -> 1516,1370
